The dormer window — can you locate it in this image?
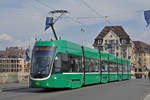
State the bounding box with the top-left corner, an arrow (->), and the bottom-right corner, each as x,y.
122,39 -> 126,44
105,40 -> 107,44
98,39 -> 102,45
116,40 -> 118,44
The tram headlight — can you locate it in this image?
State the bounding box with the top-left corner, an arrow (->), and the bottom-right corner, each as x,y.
35,82 -> 39,85
54,77 -> 57,79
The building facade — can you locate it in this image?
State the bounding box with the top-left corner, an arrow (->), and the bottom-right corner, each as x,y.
0,58 -> 30,73
133,41 -> 150,77
0,47 -> 30,73
93,26 -> 136,69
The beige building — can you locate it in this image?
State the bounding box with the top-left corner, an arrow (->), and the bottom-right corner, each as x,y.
133,41 -> 150,78
0,47 -> 30,73
0,58 -> 30,73
93,26 -> 136,68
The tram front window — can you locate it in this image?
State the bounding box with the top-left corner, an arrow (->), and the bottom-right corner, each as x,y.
31,46 -> 56,78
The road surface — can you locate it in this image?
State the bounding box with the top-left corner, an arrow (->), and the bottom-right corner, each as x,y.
0,79 -> 150,100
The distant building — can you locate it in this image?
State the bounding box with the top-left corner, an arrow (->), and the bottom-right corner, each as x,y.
133,41 -> 150,77
93,26 -> 136,69
0,47 -> 30,73
0,47 -> 24,58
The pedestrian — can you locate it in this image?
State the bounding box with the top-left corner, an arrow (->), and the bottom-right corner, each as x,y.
148,71 -> 150,82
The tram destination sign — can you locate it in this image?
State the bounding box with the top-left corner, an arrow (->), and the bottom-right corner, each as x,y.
35,47 -> 51,51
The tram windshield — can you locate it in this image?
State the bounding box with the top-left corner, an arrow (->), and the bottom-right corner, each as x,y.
31,46 -> 56,78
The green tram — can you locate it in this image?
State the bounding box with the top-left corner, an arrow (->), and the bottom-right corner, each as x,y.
29,40 -> 131,89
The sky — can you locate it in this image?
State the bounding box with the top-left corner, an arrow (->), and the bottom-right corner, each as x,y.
0,0 -> 150,50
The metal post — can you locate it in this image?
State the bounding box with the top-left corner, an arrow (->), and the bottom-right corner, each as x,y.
108,54 -> 110,82
81,46 -> 85,85
117,56 -> 119,80
127,60 -> 129,79
81,26 -> 85,85
98,46 -> 102,83
81,26 -> 85,46
122,59 -> 123,80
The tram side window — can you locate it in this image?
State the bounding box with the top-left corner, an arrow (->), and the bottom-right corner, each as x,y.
118,64 -> 122,72
85,58 -> 99,72
93,59 -> 99,72
124,65 -> 126,72
109,63 -> 114,72
53,53 -> 82,73
102,61 -> 108,72
85,58 -> 90,72
127,65 -> 129,72
88,59 -> 93,72
53,53 -> 62,73
125,65 -> 128,72
90,59 -> 99,72
123,65 -> 126,72
53,53 -> 69,73
61,53 -> 70,72
69,55 -> 82,72
114,63 -> 117,72
127,65 -> 130,72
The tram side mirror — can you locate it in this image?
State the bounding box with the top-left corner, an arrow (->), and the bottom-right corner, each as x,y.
55,56 -> 58,60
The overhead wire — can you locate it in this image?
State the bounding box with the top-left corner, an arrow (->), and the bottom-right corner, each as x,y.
80,0 -> 104,17
34,0 -> 110,46
34,0 -> 87,43
34,0 -> 90,44
34,0 -> 85,26
79,0 -> 111,24
34,0 -> 54,10
34,0 -> 111,26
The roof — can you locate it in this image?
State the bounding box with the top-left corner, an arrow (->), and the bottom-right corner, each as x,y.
35,40 -> 128,63
0,47 -> 25,58
95,26 -> 130,40
0,51 -> 6,58
133,41 -> 150,52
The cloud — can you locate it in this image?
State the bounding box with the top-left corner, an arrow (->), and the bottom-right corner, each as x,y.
0,33 -> 35,50
0,34 -> 13,41
0,0 -> 150,50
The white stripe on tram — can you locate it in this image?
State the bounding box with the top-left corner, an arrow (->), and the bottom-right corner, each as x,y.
102,72 -> 109,74
62,73 -> 83,74
85,72 -> 100,74
62,72 -> 100,74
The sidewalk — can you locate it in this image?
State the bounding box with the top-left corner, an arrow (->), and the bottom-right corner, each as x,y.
0,83 -> 28,92
144,93 -> 150,100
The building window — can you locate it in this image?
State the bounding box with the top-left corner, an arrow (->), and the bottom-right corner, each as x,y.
110,40 -> 114,44
105,40 -> 107,44
98,40 -> 102,45
139,53 -> 141,56
139,68 -> 142,72
116,46 -> 119,50
144,53 -> 146,56
123,40 -> 126,44
116,52 -> 119,56
135,68 -> 137,72
116,40 -> 118,44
